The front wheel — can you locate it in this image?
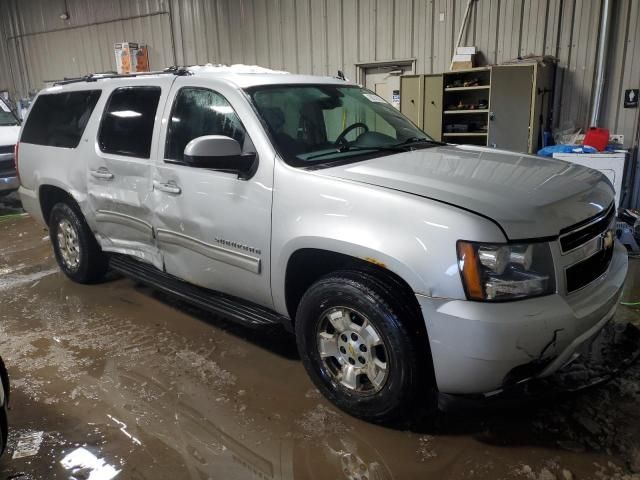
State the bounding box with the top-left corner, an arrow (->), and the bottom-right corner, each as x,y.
295,271 -> 429,423
49,202 -> 109,284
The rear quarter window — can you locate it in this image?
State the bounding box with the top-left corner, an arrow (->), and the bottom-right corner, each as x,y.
21,90 -> 101,148
98,86 -> 161,158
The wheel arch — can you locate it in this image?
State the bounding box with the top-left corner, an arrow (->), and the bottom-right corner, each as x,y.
39,184 -> 82,225
283,247 -> 425,331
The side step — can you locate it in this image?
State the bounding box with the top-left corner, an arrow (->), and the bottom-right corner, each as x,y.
109,253 -> 288,328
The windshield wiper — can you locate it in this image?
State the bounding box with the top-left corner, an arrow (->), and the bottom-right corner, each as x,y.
304,137 -> 446,162
394,136 -> 447,147
304,144 -> 408,161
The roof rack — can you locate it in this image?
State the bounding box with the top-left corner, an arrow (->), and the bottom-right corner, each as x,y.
53,66 -> 192,86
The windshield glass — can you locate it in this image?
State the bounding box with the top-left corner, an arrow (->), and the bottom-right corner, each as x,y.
247,84 -> 435,167
0,100 -> 18,126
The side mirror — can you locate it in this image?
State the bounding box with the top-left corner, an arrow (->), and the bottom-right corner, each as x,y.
183,135 -> 257,180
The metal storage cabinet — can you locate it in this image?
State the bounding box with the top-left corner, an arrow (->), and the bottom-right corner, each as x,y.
423,75 -> 444,142
399,74 -> 443,141
399,75 -> 423,128
488,63 -> 554,153
402,62 -> 554,154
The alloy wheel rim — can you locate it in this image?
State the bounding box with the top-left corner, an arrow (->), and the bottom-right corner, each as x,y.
56,219 -> 80,271
316,307 -> 389,394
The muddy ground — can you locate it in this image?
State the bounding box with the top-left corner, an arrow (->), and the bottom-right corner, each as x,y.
0,197 -> 639,479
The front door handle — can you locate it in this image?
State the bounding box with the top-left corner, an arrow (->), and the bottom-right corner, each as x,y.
153,180 -> 182,195
90,167 -> 114,180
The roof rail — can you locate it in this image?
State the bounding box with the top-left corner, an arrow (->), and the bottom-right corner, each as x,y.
53,66 -> 192,86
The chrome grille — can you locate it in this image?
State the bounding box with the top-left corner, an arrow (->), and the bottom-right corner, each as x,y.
560,203 -> 616,293
559,205 -> 615,254
565,246 -> 614,292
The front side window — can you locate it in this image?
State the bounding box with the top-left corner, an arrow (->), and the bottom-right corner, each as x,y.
247,84 -> 434,168
99,86 -> 161,158
21,90 -> 101,148
165,87 -> 249,162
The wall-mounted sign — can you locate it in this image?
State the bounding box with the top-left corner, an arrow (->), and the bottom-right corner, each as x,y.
624,89 -> 638,108
392,89 -> 400,108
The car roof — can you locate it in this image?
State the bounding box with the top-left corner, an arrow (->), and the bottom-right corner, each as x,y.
40,64 -> 355,94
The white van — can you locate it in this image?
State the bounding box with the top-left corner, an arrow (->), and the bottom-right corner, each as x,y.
0,97 -> 20,196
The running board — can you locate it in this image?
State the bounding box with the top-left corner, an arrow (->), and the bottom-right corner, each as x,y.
109,254 -> 287,328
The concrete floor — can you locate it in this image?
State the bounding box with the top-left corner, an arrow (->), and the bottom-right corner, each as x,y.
0,201 -> 639,479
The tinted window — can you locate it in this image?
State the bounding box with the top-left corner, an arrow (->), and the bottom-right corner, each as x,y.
99,86 -> 161,158
165,87 -> 248,161
21,90 -> 101,148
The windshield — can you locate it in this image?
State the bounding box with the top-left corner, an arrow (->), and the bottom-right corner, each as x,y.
0,100 -> 18,126
247,84 -> 436,167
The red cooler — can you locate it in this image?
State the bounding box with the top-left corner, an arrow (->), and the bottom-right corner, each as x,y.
584,127 -> 609,151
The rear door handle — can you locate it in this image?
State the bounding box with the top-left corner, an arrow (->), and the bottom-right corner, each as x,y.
153,180 -> 182,195
90,167 -> 114,180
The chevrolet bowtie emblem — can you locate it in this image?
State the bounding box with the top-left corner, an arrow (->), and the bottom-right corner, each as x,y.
602,229 -> 615,250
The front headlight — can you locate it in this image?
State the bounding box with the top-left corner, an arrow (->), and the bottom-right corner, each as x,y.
457,241 -> 556,301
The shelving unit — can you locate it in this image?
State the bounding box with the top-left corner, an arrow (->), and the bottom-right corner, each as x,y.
444,109 -> 489,114
400,61 -> 555,153
444,85 -> 490,92
441,67 -> 491,147
442,132 -> 487,137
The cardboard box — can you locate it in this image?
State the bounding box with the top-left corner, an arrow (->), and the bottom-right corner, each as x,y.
456,46 -> 477,55
114,42 -> 150,74
451,61 -> 474,70
451,52 -> 475,70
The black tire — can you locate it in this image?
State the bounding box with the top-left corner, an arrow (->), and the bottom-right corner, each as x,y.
295,270 -> 431,423
0,400 -> 6,457
0,358 -> 8,457
49,202 -> 109,283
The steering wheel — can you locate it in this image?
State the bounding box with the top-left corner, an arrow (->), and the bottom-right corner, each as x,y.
335,122 -> 369,146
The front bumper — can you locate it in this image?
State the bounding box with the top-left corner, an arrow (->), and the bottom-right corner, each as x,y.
418,241 -> 628,395
0,175 -> 19,193
438,319 -> 640,410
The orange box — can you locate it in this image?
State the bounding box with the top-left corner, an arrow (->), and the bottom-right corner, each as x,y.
114,42 -> 150,74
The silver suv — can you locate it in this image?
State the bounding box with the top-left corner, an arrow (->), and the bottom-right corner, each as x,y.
17,66 -> 627,422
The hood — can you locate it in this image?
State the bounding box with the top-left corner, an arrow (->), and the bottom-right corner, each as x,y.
0,125 -> 20,147
318,145 -> 614,240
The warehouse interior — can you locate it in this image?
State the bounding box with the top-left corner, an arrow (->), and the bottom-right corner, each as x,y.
0,0 -> 640,479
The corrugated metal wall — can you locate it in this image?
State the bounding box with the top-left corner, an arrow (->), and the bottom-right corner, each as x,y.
0,0 -> 174,95
0,0 -> 638,148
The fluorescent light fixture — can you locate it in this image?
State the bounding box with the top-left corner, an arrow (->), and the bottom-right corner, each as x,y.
210,105 -> 233,114
110,110 -> 142,118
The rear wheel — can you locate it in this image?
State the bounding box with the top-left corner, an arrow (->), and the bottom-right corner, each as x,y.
295,270 -> 430,423
49,202 -> 109,283
0,399 -> 6,456
0,359 -> 8,456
